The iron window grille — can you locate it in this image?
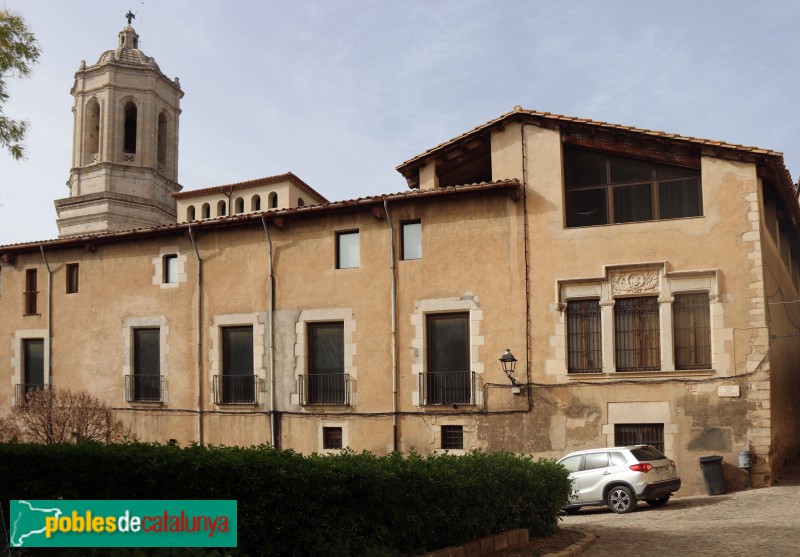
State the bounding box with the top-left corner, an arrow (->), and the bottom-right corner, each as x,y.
615,297 -> 661,372
124,374 -> 167,403
673,293 -> 711,370
567,299 -> 602,373
441,425 -> 464,450
213,375 -> 262,405
418,371 -> 476,406
13,383 -> 48,407
323,427 -> 343,449
298,373 -> 351,406
614,423 -> 665,453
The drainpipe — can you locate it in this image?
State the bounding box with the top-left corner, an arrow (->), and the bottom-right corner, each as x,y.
261,216 -> 277,448
383,200 -> 399,451
39,246 -> 52,386
188,224 -> 205,447
520,124 -> 533,409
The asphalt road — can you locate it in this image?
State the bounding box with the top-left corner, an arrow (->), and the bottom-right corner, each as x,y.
561,470 -> 800,556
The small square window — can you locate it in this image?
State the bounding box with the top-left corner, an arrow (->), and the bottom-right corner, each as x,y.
163,254 -> 178,283
323,427 -> 343,450
441,425 -> 463,450
401,221 -> 422,260
66,263 -> 79,294
336,231 -> 360,269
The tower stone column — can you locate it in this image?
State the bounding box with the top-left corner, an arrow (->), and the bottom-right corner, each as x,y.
55,23 -> 184,237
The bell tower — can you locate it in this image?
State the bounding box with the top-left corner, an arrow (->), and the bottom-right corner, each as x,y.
55,18 -> 183,237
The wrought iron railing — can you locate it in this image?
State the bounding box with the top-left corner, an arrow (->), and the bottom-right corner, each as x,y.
298,373 -> 351,406
418,371 -> 475,406
213,375 -> 262,405
124,375 -> 167,403
13,383 -> 48,406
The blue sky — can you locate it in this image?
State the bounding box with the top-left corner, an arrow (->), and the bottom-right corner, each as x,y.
2,1 -> 799,244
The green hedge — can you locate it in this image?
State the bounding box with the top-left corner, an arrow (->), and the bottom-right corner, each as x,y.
0,443 -> 570,556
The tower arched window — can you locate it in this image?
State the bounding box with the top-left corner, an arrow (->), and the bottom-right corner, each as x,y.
123,101 -> 138,154
84,99 -> 101,164
187,206 -> 196,221
234,197 -> 245,214
217,200 -> 227,217
269,192 -> 278,209
157,111 -> 168,168
202,203 -> 211,219
251,195 -> 261,211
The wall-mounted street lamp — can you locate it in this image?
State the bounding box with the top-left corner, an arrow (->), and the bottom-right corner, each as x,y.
500,349 -> 520,394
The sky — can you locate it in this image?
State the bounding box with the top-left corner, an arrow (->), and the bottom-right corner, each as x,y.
1,1 -> 799,245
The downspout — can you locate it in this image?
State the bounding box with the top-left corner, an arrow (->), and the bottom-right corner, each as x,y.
39,246 -> 52,386
188,224 -> 205,447
520,124 -> 533,410
261,216 -> 277,448
383,200 -> 399,451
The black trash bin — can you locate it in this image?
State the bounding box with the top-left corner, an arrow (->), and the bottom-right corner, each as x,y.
698,455 -> 726,495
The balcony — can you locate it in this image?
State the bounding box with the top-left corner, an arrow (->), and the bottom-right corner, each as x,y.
213,375 -> 262,405
418,371 -> 476,406
124,374 -> 167,403
298,373 -> 351,406
13,383 -> 48,406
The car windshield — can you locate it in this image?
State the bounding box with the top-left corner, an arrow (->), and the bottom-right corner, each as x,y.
630,446 -> 667,461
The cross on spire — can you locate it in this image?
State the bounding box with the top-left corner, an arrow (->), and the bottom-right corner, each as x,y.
125,10 -> 136,25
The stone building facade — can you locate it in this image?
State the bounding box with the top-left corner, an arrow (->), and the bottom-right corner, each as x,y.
2,24 -> 800,497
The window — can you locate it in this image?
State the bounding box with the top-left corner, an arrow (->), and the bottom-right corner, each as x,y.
217,200 -> 227,217
401,221 -> 422,260
24,268 -> 38,315
563,146 -> 701,227
269,192 -> 278,209
130,328 -> 161,402
251,195 -> 261,211
163,254 -> 178,284
567,300 -> 601,373
23,338 -> 44,392
201,203 -> 211,219
615,423 -> 665,453
218,326 -> 255,404
615,297 -> 660,372
298,197 -> 305,207
583,452 -> 610,471
157,111 -> 168,166
673,293 -> 711,370
187,206 -> 196,221
123,101 -> 137,154
306,322 -> 346,404
441,425 -> 464,450
336,231 -> 360,269
66,263 -> 79,294
84,99 -> 100,164
323,427 -> 343,450
234,197 -> 245,214
425,312 -> 472,405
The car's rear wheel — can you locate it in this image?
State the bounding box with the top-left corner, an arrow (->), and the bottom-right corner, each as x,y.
607,486 -> 636,513
646,494 -> 671,507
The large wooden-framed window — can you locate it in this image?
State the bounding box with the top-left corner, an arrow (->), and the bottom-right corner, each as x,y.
567,300 -> 602,373
307,322 -> 346,405
131,328 -> 161,402
673,293 -> 711,370
564,146 -> 701,228
615,297 -> 660,372
425,312 -> 471,405
220,326 -> 255,404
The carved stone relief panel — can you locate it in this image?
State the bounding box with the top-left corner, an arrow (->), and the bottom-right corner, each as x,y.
610,269 -> 660,296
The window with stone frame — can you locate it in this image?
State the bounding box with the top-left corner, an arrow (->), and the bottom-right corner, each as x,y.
567,299 -> 602,373
673,293 -> 711,370
323,427 -> 343,450
615,423 -> 665,453
441,425 -> 464,450
615,297 -> 660,372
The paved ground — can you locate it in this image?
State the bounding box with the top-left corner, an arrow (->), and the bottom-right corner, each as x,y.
561,467 -> 800,556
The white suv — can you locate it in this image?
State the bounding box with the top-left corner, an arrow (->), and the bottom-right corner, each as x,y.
557,445 -> 681,513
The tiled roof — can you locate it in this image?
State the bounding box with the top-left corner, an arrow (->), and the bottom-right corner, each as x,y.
172,172 -> 329,204
396,106 -> 784,172
0,180 -> 519,253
